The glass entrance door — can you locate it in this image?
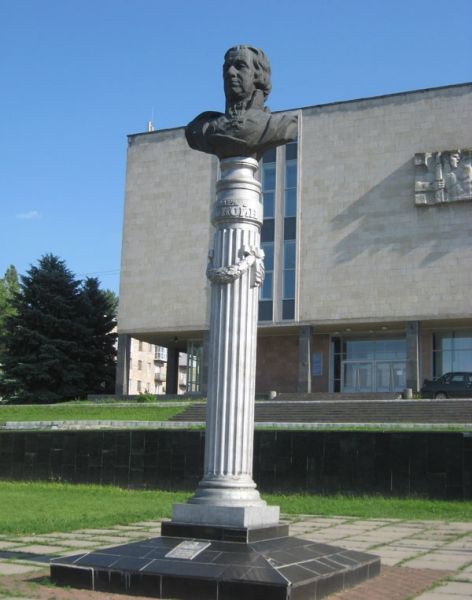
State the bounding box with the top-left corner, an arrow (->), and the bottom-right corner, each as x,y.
343,362 -> 373,393
375,361 -> 406,392
336,337 -> 407,393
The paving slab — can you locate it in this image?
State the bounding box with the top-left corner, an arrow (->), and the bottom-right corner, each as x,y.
14,536 -> 60,544
79,528 -> 131,535
15,544 -> 68,555
442,538 -> 472,551
348,519 -> 395,528
425,581 -> 472,595
0,541 -> 20,550
404,556 -> 472,571
290,516 -> 349,526
329,565 -> 450,599
415,594 -> 471,599
369,546 -> 420,563
0,596 -> 43,600
324,539 -> 375,551
47,538 -> 101,549
392,538 -> 443,550
81,535 -> 133,544
0,561 -> 42,575
460,564 -> 472,573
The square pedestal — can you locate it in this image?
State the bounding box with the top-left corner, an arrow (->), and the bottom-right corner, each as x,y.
172,502 -> 280,528
50,521 -> 381,600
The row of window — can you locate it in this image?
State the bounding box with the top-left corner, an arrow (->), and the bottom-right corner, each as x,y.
433,331 -> 472,375
330,331 -> 472,392
135,340 -> 168,361
259,141 -> 297,322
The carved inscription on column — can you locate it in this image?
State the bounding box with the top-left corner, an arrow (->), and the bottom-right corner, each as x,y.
415,149 -> 472,206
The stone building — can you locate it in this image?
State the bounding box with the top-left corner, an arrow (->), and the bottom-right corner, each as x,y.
116,82 -> 472,395
117,339 -> 189,396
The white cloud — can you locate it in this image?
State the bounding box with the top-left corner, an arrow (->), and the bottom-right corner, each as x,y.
16,210 -> 41,220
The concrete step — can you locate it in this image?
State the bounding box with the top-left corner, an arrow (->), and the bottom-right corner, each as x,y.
173,399 -> 472,424
275,392 -> 401,401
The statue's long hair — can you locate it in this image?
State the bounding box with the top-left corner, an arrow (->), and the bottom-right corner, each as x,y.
224,45 -> 272,99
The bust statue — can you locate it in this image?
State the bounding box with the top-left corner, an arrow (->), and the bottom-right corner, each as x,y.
185,45 -> 298,160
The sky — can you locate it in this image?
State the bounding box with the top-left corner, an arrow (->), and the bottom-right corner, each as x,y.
1,0 -> 470,294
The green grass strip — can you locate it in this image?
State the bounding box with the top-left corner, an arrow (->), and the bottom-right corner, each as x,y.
1,481 -> 472,535
0,404 -> 187,422
0,481 -> 191,535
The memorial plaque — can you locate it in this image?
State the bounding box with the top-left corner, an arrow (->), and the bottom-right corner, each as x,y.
165,540 -> 211,560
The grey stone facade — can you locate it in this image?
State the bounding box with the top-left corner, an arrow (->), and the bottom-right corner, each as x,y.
118,83 -> 472,395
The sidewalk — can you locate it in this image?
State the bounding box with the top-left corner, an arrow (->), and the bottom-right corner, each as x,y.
0,515 -> 470,599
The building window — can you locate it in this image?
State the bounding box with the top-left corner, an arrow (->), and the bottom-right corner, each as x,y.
282,239 -> 296,320
137,380 -> 142,393
259,149 -> 276,322
258,138 -> 298,323
282,142 -> 297,320
155,345 -> 168,361
138,340 -> 143,351
138,360 -> 142,371
433,330 -> 472,376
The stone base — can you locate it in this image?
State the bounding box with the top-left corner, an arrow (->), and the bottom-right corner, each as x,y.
172,502 -> 280,528
50,522 -> 381,600
161,520 -> 289,543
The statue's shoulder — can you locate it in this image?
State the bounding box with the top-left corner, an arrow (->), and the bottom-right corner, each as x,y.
266,111 -> 298,139
187,111 -> 223,130
185,111 -> 224,153
254,111 -> 298,152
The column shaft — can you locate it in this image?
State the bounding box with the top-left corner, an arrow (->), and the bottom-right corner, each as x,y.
297,326 -> 312,393
115,334 -> 131,396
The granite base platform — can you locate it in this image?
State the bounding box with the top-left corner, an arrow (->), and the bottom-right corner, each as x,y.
50,522 -> 380,600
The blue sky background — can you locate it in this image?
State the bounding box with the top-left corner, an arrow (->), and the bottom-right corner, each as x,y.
1,0 -> 470,293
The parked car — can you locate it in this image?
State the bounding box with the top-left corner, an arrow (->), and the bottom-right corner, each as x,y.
421,372 -> 472,398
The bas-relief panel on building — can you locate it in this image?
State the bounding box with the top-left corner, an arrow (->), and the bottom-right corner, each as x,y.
415,149 -> 472,206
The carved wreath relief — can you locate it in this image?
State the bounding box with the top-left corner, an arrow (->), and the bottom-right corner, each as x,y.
415,149 -> 472,205
207,245 -> 265,289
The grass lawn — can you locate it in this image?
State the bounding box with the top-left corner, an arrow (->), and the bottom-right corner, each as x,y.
0,481 -> 191,535
1,481 -> 472,535
0,404 -> 189,422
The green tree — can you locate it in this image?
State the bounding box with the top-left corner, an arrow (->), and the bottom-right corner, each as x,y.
0,265 -> 19,343
0,255 -> 89,403
80,278 -> 117,394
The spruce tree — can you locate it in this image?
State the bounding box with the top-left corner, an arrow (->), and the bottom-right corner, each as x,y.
0,255 -> 88,403
79,278 -> 117,394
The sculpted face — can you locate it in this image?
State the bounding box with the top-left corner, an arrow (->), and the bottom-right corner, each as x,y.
223,48 -> 256,104
450,152 -> 461,169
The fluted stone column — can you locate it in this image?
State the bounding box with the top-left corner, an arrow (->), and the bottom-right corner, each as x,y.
115,334 -> 131,396
172,157 -> 279,528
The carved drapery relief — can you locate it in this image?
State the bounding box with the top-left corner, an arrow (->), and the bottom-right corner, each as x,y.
415,149 -> 472,205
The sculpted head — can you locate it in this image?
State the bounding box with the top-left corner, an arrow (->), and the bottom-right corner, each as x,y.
223,45 -> 272,106
449,151 -> 461,169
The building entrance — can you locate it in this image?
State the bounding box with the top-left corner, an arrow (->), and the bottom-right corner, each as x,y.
342,360 -> 406,393
333,337 -> 406,393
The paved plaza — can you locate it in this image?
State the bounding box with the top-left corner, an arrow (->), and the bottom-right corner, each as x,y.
0,515 -> 470,599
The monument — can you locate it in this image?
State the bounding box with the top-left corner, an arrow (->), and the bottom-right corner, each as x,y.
51,45 -> 380,599
171,45 -> 296,529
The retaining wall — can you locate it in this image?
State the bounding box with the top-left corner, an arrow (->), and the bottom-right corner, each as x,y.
0,430 -> 471,499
